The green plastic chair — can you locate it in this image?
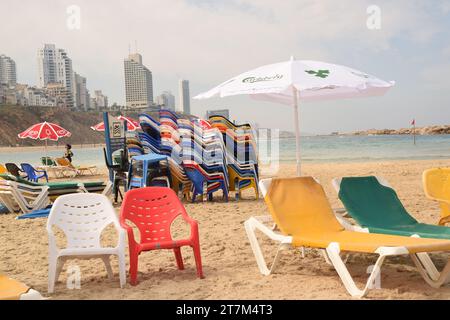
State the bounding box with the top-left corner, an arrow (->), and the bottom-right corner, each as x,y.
41,157 -> 57,166
334,176 -> 450,240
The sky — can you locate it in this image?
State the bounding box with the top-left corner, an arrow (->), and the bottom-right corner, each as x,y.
1,0 -> 450,134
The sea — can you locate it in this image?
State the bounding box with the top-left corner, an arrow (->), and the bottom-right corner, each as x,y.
1,134 -> 449,166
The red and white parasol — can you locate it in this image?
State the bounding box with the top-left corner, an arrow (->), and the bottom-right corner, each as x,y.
18,121 -> 72,160
91,116 -> 140,132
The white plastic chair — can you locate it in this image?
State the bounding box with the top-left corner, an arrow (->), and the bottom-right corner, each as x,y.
46,193 -> 126,293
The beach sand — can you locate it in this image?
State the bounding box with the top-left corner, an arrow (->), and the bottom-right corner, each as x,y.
2,159 -> 450,300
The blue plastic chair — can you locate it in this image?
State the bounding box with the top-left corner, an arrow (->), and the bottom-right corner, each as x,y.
20,163 -> 49,182
184,166 -> 228,202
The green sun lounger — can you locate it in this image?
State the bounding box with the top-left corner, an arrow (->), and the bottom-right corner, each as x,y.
333,176 -> 450,240
0,174 -> 106,195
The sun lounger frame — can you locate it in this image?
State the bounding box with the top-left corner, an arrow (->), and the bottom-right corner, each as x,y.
245,178 -> 450,298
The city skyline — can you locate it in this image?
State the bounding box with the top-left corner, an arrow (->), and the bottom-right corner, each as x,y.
1,1 -> 449,133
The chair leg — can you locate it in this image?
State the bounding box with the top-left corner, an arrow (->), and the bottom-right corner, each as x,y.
192,243 -> 204,279
101,255 -> 114,279
129,251 -> 139,286
55,257 -> 66,282
48,255 -> 58,294
117,251 -> 126,288
173,247 -> 184,270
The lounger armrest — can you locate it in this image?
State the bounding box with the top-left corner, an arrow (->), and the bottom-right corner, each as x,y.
245,216 -> 292,243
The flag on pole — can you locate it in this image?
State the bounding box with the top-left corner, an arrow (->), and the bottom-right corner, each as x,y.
411,119 -> 416,126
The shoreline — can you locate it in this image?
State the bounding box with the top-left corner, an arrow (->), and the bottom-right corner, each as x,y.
0,143 -> 105,153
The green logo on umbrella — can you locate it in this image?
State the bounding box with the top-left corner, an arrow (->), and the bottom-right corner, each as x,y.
305,69 -> 330,78
242,74 -> 283,83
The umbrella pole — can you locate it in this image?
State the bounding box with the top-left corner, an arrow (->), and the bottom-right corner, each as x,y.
292,87 -> 301,176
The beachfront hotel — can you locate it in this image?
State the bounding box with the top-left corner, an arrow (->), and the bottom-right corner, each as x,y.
124,52 -> 153,109
0,54 -> 17,86
177,79 -> 190,115
37,44 -> 74,108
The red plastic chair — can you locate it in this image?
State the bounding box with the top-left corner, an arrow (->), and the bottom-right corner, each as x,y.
120,187 -> 204,285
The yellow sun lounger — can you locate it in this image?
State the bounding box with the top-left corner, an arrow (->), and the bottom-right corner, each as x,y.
244,177 -> 450,298
423,168 -> 450,226
55,158 -> 98,176
0,274 -> 44,300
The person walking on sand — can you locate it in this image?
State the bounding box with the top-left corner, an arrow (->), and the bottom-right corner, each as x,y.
64,144 -> 74,163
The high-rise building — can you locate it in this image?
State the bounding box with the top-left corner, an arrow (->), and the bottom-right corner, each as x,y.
124,52 -> 153,109
177,79 -> 190,114
37,44 -> 74,107
73,72 -> 89,111
155,91 -> 175,111
0,54 -> 17,86
94,90 -> 108,110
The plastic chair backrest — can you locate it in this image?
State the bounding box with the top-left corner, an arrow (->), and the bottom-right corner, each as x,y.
20,163 -> 37,180
5,163 -> 22,177
423,168 -> 450,201
338,176 -> 418,229
47,193 -> 119,249
120,187 -> 187,244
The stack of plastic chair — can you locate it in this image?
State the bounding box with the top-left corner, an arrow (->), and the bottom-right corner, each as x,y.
209,115 -> 259,200
126,134 -> 145,158
179,119 -> 229,202
138,113 -> 161,154
137,112 -> 191,198
158,110 -> 191,198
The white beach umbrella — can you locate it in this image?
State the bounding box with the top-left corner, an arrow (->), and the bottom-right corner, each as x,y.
194,57 -> 395,175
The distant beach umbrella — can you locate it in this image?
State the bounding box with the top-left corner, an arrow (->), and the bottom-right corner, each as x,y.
18,121 -> 72,160
194,57 -> 395,175
18,121 -> 71,141
91,116 -> 140,132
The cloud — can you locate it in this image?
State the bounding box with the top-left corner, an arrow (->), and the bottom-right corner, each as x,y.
0,0 -> 448,133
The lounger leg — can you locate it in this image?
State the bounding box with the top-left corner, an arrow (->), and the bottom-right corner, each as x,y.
326,242 -> 386,298
411,254 -> 450,288
101,255 -> 114,279
414,253 -> 440,281
244,218 -> 290,275
321,249 -> 333,265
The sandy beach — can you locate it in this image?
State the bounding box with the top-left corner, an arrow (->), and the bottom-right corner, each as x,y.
1,159 -> 450,300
